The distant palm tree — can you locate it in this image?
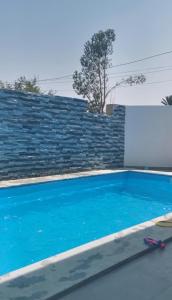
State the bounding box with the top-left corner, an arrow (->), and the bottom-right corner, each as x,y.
161,95 -> 172,105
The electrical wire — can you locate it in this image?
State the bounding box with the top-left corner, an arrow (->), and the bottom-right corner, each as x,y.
37,50 -> 172,83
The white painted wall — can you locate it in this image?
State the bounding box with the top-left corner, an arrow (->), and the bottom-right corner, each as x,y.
124,106 -> 172,168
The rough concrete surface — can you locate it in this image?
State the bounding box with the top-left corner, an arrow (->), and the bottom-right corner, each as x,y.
59,240 -> 172,300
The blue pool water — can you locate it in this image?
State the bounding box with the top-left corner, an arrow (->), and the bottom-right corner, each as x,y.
0,171 -> 172,275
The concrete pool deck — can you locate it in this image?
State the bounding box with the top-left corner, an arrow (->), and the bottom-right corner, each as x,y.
0,169 -> 172,300
60,238 -> 172,300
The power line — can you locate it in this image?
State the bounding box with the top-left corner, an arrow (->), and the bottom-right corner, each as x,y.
31,50 -> 172,84
38,65 -> 172,84
146,79 -> 172,85
108,64 -> 172,76
2,50 -> 171,86
40,78 -> 172,94
38,66 -> 172,85
110,50 -> 172,69
37,74 -> 72,83
39,80 -> 73,85
108,67 -> 172,79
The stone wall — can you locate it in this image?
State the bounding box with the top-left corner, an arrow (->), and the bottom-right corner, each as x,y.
0,89 -> 125,180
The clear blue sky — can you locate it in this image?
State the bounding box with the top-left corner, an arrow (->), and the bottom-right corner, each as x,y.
0,0 -> 172,105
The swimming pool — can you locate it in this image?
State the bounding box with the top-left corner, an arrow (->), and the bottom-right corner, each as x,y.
1,171 -> 172,275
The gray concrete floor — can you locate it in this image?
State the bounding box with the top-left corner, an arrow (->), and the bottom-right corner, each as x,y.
58,240 -> 172,300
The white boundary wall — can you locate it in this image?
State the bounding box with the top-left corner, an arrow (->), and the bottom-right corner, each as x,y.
124,106 -> 172,168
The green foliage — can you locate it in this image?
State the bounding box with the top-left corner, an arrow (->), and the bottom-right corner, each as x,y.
73,29 -> 115,113
0,80 -> 13,89
123,74 -> 146,86
14,76 -> 40,93
161,95 -> 172,105
47,89 -> 56,96
73,29 -> 146,113
0,76 -> 41,93
106,74 -> 146,97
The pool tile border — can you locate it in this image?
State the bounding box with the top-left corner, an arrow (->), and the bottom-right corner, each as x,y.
0,169 -> 124,188
0,169 -> 172,300
0,168 -> 171,189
